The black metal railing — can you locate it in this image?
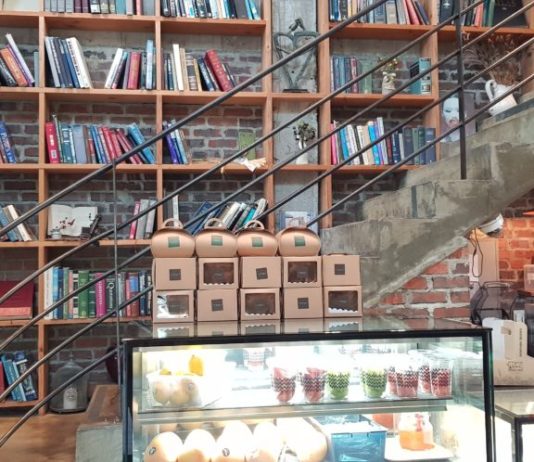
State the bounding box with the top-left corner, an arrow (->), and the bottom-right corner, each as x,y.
0,0 -> 532,448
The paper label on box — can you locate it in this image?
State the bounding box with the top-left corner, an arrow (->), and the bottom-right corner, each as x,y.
297,297 -> 309,309
256,267 -> 268,280
251,237 -> 263,248
211,299 -> 224,312
334,264 -> 346,275
169,269 -> 182,281
294,235 -> 306,247
168,236 -> 180,248
211,235 -> 223,246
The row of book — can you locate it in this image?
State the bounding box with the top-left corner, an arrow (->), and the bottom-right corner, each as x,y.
1,352 -> 37,402
0,121 -> 17,164
163,120 -> 192,164
105,40 -> 156,90
162,0 -> 261,19
44,268 -> 153,320
45,36 -> 93,89
330,0 -> 431,25
0,34 -> 35,88
164,45 -> 236,92
0,204 -> 35,242
129,199 -> 157,239
440,0 -> 528,27
45,0 -> 155,15
45,118 -> 155,164
187,197 -> 267,234
331,119 -> 436,165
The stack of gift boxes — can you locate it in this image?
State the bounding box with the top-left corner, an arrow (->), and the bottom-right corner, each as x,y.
151,220 -> 362,324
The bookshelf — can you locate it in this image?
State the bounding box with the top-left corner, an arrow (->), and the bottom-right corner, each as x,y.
0,0 -> 533,412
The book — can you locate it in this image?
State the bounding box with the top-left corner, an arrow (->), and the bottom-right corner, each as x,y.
0,281 -> 34,319
13,351 -> 37,401
409,57 -> 432,95
1,355 -> 25,401
0,122 -> 16,163
5,33 -> 34,86
47,204 -> 98,237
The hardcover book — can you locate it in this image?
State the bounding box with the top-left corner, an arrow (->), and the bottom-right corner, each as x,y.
0,281 -> 34,319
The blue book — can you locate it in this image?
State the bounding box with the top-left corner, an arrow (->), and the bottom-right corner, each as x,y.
0,122 -> 16,163
367,122 -> 381,165
13,351 -> 37,401
90,125 -> 106,164
424,127 -> 436,163
58,38 -> 79,88
0,206 -> 19,241
173,129 -> 188,164
115,0 -> 126,14
60,125 -> 74,163
162,122 -> 179,164
127,123 -> 155,164
52,267 -> 59,319
247,0 -> 260,19
1,355 -> 25,401
339,127 -> 349,161
57,267 -> 64,319
197,57 -> 217,91
391,131 -> 401,164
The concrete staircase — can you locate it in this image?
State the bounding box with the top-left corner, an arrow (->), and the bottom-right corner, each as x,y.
321,107 -> 534,307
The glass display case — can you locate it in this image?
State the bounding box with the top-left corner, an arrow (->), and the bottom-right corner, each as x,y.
495,388 -> 534,462
123,318 -> 495,462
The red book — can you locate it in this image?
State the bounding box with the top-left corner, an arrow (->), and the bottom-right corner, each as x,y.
204,50 -> 233,92
385,136 -> 393,164
95,273 -> 107,317
0,281 -> 34,319
127,51 -> 141,90
102,126 -> 117,160
45,122 -> 60,164
0,48 -> 28,87
116,129 -> 143,164
86,129 -> 97,163
97,127 -> 110,163
404,0 -> 421,24
110,130 -> 123,161
129,201 -> 141,239
135,0 -> 142,15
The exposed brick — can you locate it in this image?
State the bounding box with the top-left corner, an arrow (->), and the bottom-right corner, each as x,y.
424,262 -> 449,275
380,293 -> 405,305
390,307 -> 430,318
433,307 -> 471,319
450,291 -> 471,303
432,276 -> 469,289
411,292 -> 448,304
403,277 -> 428,290
451,262 -> 469,274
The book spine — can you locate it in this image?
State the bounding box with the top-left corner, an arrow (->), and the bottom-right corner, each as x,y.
60,125 -> 74,163
57,38 -> 76,88
97,127 -> 111,163
0,122 -> 16,164
74,0 -> 82,12
5,34 -> 34,86
172,44 -> 184,91
129,273 -> 140,317
111,51 -> 129,89
163,124 -> 180,164
127,124 -> 155,164
105,276 -> 115,314
0,49 -> 28,87
144,200 -> 156,238
102,126 -> 117,160
129,200 -> 141,239
204,49 -> 233,91
88,273 -> 96,318
424,127 -> 436,163
197,57 -> 216,91
90,0 -> 101,12
13,353 -> 37,401
105,48 -> 124,89
127,51 -> 141,89
95,274 -> 107,317
44,37 -> 61,88
82,0 -> 90,13
78,270 -> 89,318
0,208 -> 19,242
146,39 -> 154,90
0,56 -> 17,86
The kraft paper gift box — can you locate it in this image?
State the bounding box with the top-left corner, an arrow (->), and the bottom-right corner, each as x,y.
198,257 -> 239,290
241,256 -> 282,288
152,290 -> 195,323
322,255 -> 361,286
196,321 -> 239,336
323,286 -> 363,318
283,287 -> 323,319
240,288 -> 281,320
197,289 -> 238,321
152,258 -> 197,290
282,256 -> 322,288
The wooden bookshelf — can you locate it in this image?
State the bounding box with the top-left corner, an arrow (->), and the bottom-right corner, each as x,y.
40,316 -> 152,326
0,0 -> 532,416
0,399 -> 40,409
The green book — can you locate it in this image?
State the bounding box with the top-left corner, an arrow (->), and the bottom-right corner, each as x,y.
359,60 -> 373,94
63,267 -> 69,319
88,273 -> 96,318
238,132 -> 256,160
78,270 -> 90,319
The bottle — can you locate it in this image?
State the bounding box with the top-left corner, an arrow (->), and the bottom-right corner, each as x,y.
398,412 -> 434,451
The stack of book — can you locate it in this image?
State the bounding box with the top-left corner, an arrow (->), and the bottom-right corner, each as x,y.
0,204 -> 35,242
105,40 -> 156,91
45,118 -> 156,164
331,55 -> 373,93
45,0 -> 155,15
44,268 -> 152,320
330,0 -> 430,25
330,119 -> 436,166
0,34 -> 35,87
163,120 -> 191,164
44,36 -> 93,89
162,0 -> 261,19
129,199 -> 157,239
164,45 -> 236,92
188,197 -> 267,234
0,121 -> 17,164
1,352 -> 37,402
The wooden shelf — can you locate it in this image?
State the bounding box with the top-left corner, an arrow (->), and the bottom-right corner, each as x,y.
0,399 -> 39,409
0,11 -> 39,27
162,162 -> 268,174
333,165 -> 419,175
272,92 -> 326,106
0,164 -> 39,173
329,22 -> 433,40
44,12 -> 156,32
41,316 -> 152,326
331,93 -> 435,108
0,318 -> 34,327
162,90 -> 266,106
0,87 -> 40,101
277,164 -> 329,172
43,164 -> 158,174
44,87 -> 157,103
0,241 -> 39,248
160,17 -> 266,36
439,25 -> 534,42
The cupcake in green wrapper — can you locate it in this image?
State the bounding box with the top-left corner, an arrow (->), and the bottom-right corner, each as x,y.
327,371 -> 351,400
361,368 -> 387,399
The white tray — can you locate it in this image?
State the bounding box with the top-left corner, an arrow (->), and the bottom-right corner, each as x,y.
385,437 -> 454,461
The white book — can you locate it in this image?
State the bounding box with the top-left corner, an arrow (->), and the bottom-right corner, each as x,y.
44,37 -> 60,88
104,48 -> 124,89
399,133 -> 405,160
251,198 -> 267,220
146,39 -> 154,91
2,0 -> 39,11
358,124 -> 374,165
169,52 -> 179,92
6,205 -> 32,242
179,47 -> 188,91
135,199 -> 149,240
216,0 -> 226,18
184,0 -> 195,17
221,202 -> 241,227
144,199 -> 157,239
209,0 -> 218,18
126,0 -> 134,15
44,268 -> 53,320
171,195 -> 180,220
346,125 -> 359,165
172,44 -> 184,91
47,204 -> 98,237
64,38 -> 85,89
67,37 -> 93,89
5,33 -> 34,86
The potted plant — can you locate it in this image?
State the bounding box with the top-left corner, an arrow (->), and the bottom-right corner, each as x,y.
378,57 -> 400,95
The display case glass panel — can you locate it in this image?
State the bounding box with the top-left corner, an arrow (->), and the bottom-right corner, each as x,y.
123,318 -> 495,462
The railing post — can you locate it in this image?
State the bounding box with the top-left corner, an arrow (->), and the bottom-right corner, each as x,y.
455,0 -> 468,180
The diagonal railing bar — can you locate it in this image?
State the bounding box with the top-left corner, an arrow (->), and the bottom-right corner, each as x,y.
310,73 -> 534,225
0,287 -> 150,405
255,37 -> 534,223
0,0 -> 389,239
0,0 -> 491,312
0,348 -> 118,447
1,4 -> 530,354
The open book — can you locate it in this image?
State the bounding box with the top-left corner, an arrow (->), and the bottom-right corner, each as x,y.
48,204 -> 98,237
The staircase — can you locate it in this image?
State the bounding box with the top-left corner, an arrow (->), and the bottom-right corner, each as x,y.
321,107 -> 534,306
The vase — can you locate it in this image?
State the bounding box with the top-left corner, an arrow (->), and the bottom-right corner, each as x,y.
382,73 -> 396,95
485,79 -> 517,116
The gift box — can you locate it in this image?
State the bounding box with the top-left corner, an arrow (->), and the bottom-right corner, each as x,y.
240,288 -> 281,320
197,289 -> 238,321
196,321 -> 239,337
283,287 -> 323,319
198,257 -> 239,290
323,286 -> 363,318
241,256 -> 282,288
322,255 -> 361,286
283,256 -> 322,288
152,290 -> 195,323
152,258 -> 197,290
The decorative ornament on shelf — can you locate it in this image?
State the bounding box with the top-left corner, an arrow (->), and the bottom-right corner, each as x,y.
273,18 -> 319,93
293,122 -> 316,165
378,57 -> 399,95
49,354 -> 88,413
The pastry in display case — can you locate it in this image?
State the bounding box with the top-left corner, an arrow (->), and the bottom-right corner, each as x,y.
123,318 -> 496,461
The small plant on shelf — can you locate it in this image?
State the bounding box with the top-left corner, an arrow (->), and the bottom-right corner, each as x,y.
378,57 -> 400,94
